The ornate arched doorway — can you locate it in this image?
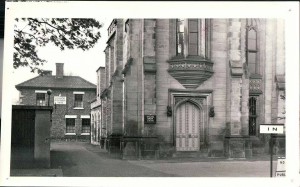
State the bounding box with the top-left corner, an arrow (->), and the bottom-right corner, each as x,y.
175,100 -> 201,151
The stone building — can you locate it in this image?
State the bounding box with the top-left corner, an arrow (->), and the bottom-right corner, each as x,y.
90,66 -> 106,145
98,19 -> 285,159
16,63 -> 96,140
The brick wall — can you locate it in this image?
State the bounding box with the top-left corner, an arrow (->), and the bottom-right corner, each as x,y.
19,88 -> 96,139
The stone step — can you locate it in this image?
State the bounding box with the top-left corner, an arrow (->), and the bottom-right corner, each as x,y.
172,151 -> 208,158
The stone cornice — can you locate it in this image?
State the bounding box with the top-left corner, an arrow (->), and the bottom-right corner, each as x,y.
143,56 -> 156,73
229,60 -> 243,77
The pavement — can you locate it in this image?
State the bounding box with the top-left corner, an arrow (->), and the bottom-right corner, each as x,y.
10,141 -> 286,177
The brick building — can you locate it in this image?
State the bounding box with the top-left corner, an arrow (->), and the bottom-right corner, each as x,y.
97,19 -> 285,159
16,63 -> 96,140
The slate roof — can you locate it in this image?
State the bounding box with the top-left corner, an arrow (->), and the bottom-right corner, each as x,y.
15,75 -> 96,90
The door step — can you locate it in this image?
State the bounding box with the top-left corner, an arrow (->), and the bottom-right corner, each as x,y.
172,151 -> 208,158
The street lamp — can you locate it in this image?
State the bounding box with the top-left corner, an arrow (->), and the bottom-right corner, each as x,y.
47,89 -> 52,106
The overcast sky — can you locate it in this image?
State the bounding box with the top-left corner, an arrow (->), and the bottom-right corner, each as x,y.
12,18 -> 111,104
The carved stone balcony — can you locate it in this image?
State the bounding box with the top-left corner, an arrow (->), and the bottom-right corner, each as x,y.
168,56 -> 214,89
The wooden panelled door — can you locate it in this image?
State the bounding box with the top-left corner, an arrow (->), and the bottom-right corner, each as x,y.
175,101 -> 200,151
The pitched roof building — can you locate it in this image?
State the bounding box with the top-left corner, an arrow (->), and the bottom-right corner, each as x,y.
16,63 -> 96,140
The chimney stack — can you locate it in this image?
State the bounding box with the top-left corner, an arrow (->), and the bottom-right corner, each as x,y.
56,63 -> 64,79
43,70 -> 52,76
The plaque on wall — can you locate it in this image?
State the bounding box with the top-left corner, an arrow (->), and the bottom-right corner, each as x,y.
144,115 -> 156,124
54,96 -> 66,104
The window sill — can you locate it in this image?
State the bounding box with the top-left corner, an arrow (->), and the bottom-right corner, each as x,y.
73,107 -> 84,110
65,133 -> 76,135
81,133 -> 90,135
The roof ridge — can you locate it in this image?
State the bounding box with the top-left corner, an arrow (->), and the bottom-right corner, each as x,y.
15,75 -> 96,89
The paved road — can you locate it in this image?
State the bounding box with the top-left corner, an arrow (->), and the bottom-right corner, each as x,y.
50,141 -> 277,177
50,141 -> 175,177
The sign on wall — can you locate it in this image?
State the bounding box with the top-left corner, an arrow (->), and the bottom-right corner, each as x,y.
144,115 -> 156,124
260,124 -> 284,134
54,96 -> 66,104
275,157 -> 286,177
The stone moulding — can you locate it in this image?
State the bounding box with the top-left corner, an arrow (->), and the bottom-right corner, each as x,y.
275,74 -> 285,91
167,56 -> 214,89
249,73 -> 263,95
121,58 -> 133,75
100,87 -> 111,99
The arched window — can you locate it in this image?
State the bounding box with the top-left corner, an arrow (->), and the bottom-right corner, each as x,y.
176,19 -> 211,58
246,19 -> 259,75
249,97 -> 257,136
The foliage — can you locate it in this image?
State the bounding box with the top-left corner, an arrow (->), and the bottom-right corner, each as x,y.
14,18 -> 102,74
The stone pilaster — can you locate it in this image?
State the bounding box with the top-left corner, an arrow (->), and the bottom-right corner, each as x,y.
123,19 -> 144,136
264,19 -> 276,124
240,19 -> 249,136
225,19 -> 250,158
228,19 -> 243,135
110,19 -> 124,135
155,19 -> 171,143
275,19 -> 285,124
208,19 -> 228,157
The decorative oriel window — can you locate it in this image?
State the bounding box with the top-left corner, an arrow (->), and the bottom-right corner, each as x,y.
169,19 -> 213,89
36,93 -> 46,106
249,96 -> 258,136
66,118 -> 75,134
176,19 -> 211,58
246,19 -> 259,75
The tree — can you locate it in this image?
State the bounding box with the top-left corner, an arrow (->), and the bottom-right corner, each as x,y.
14,18 -> 102,74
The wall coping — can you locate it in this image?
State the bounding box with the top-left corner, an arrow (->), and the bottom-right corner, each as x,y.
12,105 -> 53,111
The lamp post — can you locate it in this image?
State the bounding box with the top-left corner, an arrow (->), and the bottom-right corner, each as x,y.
47,89 -> 52,106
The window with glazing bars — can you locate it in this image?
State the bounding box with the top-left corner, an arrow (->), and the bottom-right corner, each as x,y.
36,93 -> 46,106
176,19 -> 185,56
74,94 -> 83,108
66,118 -> 75,133
246,19 -> 258,74
82,118 -> 90,133
176,19 -> 210,57
188,19 -> 198,56
249,97 -> 257,136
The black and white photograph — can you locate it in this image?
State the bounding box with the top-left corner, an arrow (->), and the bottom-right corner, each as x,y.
0,1 -> 299,187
